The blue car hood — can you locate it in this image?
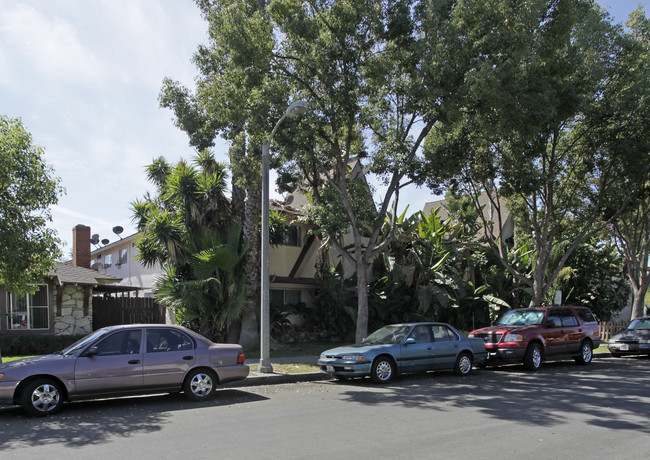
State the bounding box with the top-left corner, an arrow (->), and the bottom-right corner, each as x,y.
322,343 -> 395,356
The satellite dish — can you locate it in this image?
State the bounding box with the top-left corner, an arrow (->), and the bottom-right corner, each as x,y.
101,239 -> 110,245
286,195 -> 294,204
91,262 -> 103,271
90,234 -> 100,245
113,226 -> 124,239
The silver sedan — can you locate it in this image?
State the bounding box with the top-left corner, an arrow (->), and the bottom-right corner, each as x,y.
0,324 -> 248,416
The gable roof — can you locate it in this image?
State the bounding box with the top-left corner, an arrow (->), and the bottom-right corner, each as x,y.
49,262 -> 122,286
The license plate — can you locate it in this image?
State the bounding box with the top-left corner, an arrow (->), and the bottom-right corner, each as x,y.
326,365 -> 334,373
619,344 -> 629,351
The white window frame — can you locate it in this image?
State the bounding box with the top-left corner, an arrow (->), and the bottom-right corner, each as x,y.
7,285 -> 50,330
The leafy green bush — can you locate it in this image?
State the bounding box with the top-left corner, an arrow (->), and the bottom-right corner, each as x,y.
0,334 -> 85,356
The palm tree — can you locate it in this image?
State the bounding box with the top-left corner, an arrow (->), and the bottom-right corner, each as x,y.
132,152 -> 248,341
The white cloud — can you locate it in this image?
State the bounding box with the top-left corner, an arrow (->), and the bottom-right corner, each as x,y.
0,2 -> 107,85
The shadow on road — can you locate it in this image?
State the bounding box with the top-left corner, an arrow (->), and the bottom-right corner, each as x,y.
334,357 -> 650,433
0,389 -> 267,449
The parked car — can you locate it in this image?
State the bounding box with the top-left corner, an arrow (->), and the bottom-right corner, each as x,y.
608,317 -> 650,357
469,306 -> 601,371
318,322 -> 487,384
0,324 -> 248,416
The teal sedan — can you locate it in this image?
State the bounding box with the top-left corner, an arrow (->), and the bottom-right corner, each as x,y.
318,323 -> 487,383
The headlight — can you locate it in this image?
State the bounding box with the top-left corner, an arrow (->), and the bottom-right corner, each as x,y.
341,355 -> 365,361
504,333 -> 523,342
320,353 -> 325,360
468,334 -> 475,338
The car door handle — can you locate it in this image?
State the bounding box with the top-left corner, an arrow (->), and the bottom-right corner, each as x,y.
183,356 -> 193,360
427,346 -> 432,350
128,360 -> 140,365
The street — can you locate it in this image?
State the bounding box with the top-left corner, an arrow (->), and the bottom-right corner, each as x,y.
1,357 -> 648,459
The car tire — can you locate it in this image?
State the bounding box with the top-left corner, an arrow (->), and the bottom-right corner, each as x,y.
574,340 -> 593,365
20,378 -> 65,417
370,356 -> 395,384
454,352 -> 473,376
183,368 -> 218,401
523,343 -> 542,371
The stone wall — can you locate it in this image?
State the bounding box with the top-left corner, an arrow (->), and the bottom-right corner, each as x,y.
54,285 -> 92,336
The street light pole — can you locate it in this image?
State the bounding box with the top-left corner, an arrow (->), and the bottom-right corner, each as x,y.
260,100 -> 309,373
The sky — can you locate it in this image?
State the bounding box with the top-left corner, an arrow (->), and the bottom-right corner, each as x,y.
1,0 -> 648,255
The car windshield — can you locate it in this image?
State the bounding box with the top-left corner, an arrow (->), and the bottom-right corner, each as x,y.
627,318 -> 650,330
362,325 -> 412,345
59,329 -> 111,356
497,310 -> 545,326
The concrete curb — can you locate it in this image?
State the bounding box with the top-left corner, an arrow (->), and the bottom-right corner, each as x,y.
222,371 -> 331,388
223,351 -> 614,388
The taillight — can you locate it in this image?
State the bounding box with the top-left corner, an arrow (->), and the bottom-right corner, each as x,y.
237,352 -> 245,365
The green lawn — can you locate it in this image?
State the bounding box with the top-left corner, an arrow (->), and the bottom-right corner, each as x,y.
1,355 -> 33,363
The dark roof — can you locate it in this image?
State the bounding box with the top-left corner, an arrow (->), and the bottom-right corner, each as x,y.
50,262 -> 122,286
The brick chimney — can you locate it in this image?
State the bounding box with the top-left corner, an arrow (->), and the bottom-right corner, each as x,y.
72,224 -> 91,268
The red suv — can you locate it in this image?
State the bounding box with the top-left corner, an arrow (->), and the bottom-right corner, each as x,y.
469,306 -> 601,371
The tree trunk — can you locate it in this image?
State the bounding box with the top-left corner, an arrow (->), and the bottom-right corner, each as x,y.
355,263 -> 369,343
239,182 -> 262,351
630,277 -> 650,320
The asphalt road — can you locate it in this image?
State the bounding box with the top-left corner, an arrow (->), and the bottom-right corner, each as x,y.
1,357 -> 648,460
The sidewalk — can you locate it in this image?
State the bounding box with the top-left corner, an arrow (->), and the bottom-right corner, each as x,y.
223,355 -> 330,388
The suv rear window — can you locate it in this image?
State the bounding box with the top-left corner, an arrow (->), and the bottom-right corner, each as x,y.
575,308 -> 597,324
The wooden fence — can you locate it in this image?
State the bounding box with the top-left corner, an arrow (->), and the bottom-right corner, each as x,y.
92,296 -> 166,330
598,321 -> 628,342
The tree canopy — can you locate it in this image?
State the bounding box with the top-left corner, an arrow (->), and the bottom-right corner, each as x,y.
0,115 -> 63,294
424,0 -> 649,308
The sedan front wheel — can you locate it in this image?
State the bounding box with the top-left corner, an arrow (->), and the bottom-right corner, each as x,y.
21,378 -> 64,417
371,356 -> 395,384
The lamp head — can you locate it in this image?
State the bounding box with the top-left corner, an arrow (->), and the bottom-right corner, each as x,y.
285,100 -> 309,117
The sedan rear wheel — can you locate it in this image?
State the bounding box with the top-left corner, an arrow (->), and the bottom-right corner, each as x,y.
575,340 -> 593,365
21,378 -> 64,417
454,352 -> 473,376
184,369 -> 217,401
371,356 -> 395,384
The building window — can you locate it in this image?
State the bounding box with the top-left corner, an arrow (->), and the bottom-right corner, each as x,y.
7,285 -> 49,330
104,253 -> 112,268
283,226 -> 301,247
270,289 -> 302,307
118,248 -> 127,265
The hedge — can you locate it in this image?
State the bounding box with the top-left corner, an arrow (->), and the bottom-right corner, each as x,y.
0,334 -> 85,356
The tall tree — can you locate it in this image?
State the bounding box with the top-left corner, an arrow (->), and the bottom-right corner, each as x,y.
268,0 -> 485,342
610,8 -> 650,319
0,115 -> 63,294
159,0 -> 289,349
424,0 -> 647,308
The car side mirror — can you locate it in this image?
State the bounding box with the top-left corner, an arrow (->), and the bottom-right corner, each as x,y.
84,347 -> 99,357
404,337 -> 416,345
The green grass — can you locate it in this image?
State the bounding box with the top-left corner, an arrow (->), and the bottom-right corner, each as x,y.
1,355 -> 34,363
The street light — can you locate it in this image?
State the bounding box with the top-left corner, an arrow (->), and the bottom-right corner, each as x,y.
260,100 -> 309,373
